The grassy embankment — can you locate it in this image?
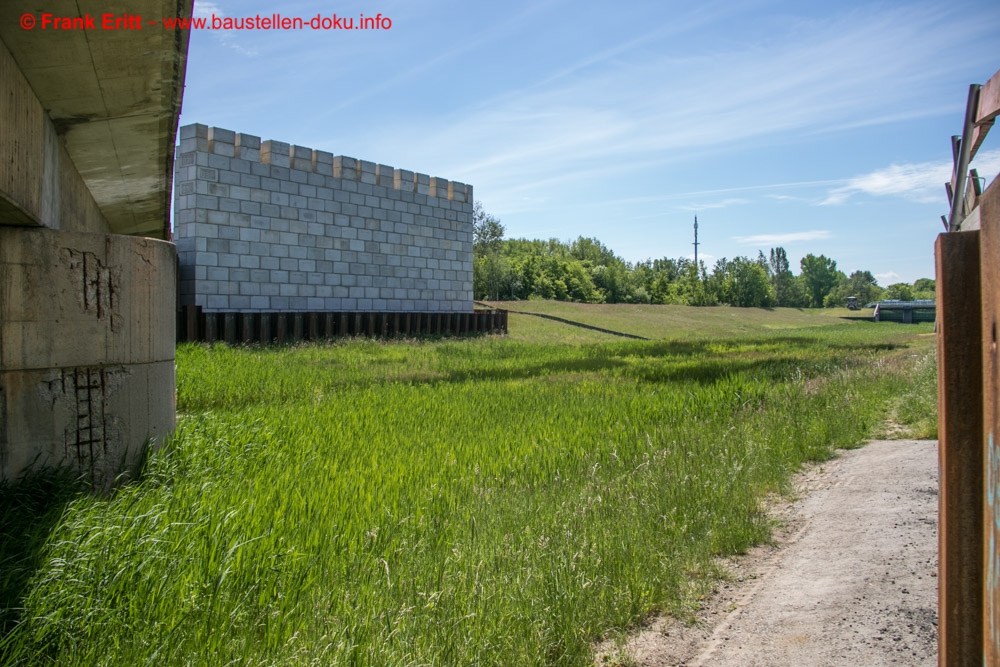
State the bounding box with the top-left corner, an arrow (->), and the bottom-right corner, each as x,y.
0,304 -> 935,665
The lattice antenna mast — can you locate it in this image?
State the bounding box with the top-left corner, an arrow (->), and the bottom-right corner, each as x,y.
693,215 -> 700,268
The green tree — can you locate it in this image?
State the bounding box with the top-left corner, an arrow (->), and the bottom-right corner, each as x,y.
912,278 -> 935,300
472,201 -> 508,300
846,270 -> 882,304
884,283 -> 915,301
724,256 -> 773,308
800,254 -> 840,308
769,247 -> 797,307
472,201 -> 504,257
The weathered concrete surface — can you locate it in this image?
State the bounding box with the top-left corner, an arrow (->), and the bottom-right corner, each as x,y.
0,1 -> 190,487
0,228 -> 176,487
0,38 -> 112,234
0,0 -> 192,238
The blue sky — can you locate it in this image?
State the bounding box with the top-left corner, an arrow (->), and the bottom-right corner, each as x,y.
176,0 -> 1000,285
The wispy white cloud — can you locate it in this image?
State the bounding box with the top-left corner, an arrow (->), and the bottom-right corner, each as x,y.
193,1 -> 258,56
734,230 -> 833,245
822,149 -> 1000,205
677,198 -> 750,211
875,271 -> 902,284
358,2 -> 995,215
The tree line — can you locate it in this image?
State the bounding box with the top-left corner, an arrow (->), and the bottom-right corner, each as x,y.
473,202 -> 934,307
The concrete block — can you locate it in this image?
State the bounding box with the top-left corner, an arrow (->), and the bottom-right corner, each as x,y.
359,160 -> 377,185
208,154 -> 231,170
180,137 -> 209,153
219,170 -> 241,186
206,295 -> 229,310
206,238 -> 229,253
219,198 -> 240,213
196,167 -> 218,182
195,251 -> 219,267
449,182 -> 468,203
235,132 -> 261,149
195,194 -> 219,211
208,126 -> 236,145
230,159 -> 251,175
376,164 -> 395,187
333,156 -> 358,180
181,123 -> 208,140
261,140 -> 291,168
240,228 -> 261,243
313,150 -> 334,174
291,145 -> 314,172
415,173 -> 430,195
429,177 -> 449,199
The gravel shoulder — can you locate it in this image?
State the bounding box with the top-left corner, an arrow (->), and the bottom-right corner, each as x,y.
602,439 -> 938,666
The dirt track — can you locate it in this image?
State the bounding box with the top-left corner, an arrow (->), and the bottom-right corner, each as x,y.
608,439 -> 938,666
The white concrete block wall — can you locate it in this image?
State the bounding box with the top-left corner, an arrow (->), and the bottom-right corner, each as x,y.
173,124 -> 474,313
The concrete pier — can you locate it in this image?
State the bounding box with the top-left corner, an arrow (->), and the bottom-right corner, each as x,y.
0,1 -> 191,487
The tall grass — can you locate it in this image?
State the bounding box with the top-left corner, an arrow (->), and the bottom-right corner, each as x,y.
1,323 -> 933,665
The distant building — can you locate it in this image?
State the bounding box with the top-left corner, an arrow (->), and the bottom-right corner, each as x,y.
872,300 -> 936,323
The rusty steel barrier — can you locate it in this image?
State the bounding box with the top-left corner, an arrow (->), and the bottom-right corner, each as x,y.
936,66 -> 1000,665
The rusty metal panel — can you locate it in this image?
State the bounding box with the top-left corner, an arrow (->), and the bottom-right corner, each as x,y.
936,230 -> 984,665
981,176 -> 1000,663
971,68 -> 1000,157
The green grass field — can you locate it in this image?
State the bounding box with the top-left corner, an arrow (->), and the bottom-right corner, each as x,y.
0,305 -> 935,665
489,300 -> 868,343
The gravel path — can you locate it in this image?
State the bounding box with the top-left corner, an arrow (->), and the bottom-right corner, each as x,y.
605,439 -> 938,666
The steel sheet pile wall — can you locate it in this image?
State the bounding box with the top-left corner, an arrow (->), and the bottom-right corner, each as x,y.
173,124 -> 474,313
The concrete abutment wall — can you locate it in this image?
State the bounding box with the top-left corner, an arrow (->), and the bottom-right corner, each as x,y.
0,30 -> 178,489
0,230 -> 177,489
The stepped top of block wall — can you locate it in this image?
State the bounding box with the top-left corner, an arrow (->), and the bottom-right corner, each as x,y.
178,124 -> 472,204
